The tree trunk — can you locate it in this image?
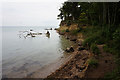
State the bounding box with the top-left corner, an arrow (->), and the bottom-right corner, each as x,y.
103,3 -> 106,25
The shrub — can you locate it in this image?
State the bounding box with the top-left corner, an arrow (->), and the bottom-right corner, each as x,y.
90,43 -> 100,55
83,35 -> 98,47
70,29 -> 79,35
66,29 -> 69,32
61,30 -> 66,33
104,68 -> 120,80
66,20 -> 71,26
103,44 -> 110,53
88,58 -> 98,68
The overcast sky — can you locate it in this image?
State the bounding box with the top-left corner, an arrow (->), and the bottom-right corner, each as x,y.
1,0 -> 67,26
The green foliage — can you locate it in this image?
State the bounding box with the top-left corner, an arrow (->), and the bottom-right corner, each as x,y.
112,28 -> 120,51
66,20 -> 71,26
90,43 -> 100,55
88,58 -> 98,68
65,29 -> 69,32
58,2 -> 120,78
61,30 -> 66,33
104,68 -> 120,80
70,29 -> 81,35
103,44 -> 110,53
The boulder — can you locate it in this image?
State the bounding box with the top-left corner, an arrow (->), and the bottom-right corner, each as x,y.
65,46 -> 74,52
65,47 -> 70,52
78,46 -> 85,51
69,46 -> 74,52
59,31 -> 65,35
46,31 -> 50,35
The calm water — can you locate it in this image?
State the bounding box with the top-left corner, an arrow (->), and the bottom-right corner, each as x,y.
2,26 -> 75,78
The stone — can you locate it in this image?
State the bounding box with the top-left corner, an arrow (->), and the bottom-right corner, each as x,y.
31,35 -> 35,37
105,60 -> 108,63
78,46 -> 85,51
46,31 -> 50,35
59,31 -> 65,35
80,66 -> 86,70
65,36 -> 69,39
65,46 -> 74,52
65,47 -> 70,52
70,37 -> 77,41
54,28 -> 58,30
73,75 -> 79,79
78,41 -> 82,46
69,46 -> 74,52
76,64 -> 80,69
82,56 -> 88,60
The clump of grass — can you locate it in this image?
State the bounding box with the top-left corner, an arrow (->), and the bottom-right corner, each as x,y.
103,44 -> 110,53
70,29 -> 80,35
83,36 -> 96,47
88,58 -> 98,68
104,68 -> 120,80
90,43 -> 100,55
61,30 -> 66,33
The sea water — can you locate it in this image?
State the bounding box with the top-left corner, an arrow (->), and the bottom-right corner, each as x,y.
2,26 -> 75,78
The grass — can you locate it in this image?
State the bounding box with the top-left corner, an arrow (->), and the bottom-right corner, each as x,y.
81,25 -> 120,79
88,58 -> 98,68
90,43 -> 100,55
69,28 -> 81,35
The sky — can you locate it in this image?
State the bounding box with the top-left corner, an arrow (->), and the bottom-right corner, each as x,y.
1,0 -> 67,26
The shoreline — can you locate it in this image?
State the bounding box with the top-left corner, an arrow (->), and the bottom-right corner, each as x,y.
46,25 -> 116,78
46,29 -> 91,78
28,51 -> 77,78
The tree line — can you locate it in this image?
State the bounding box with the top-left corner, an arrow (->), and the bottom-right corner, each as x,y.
57,2 -> 120,26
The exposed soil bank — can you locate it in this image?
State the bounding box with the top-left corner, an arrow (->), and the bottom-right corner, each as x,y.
47,24 -> 116,78
85,45 -> 116,78
47,49 -> 90,78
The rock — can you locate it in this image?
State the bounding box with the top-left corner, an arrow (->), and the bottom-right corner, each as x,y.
105,60 -> 108,63
76,64 -> 80,69
30,29 -> 33,31
73,75 -> 79,79
59,31 -> 65,35
82,56 -> 88,61
70,36 -> 77,41
78,46 -> 85,51
78,41 -> 82,46
31,35 -> 35,37
46,31 -> 50,35
69,46 -> 74,52
65,46 -> 74,52
65,47 -> 70,52
68,71 -> 72,76
38,33 -> 42,35
65,36 -> 69,39
80,66 -> 86,70
45,28 -> 52,30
